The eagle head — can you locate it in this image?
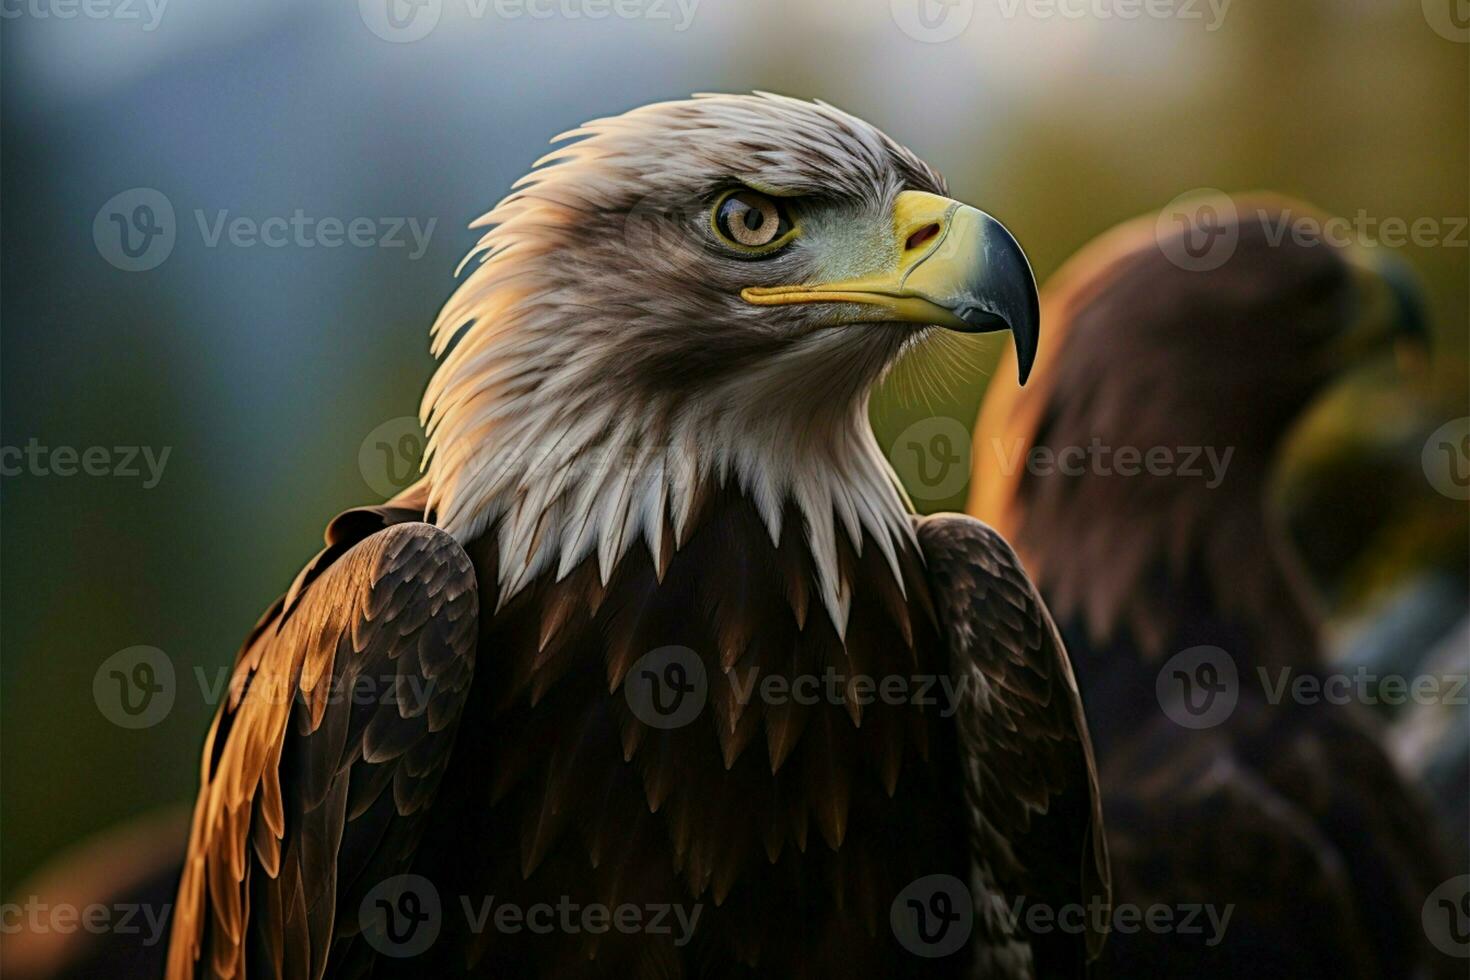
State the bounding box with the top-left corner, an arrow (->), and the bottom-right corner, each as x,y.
420,93 -> 1039,628
970,193 -> 1429,658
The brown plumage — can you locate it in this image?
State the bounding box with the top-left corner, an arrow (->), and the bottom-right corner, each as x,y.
167,94 -> 1106,978
168,499 -> 479,980
970,195 -> 1456,978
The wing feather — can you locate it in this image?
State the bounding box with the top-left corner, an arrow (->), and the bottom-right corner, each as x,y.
167,517 -> 478,979
915,513 -> 1110,976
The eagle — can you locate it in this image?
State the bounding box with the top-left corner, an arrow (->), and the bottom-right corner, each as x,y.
1274,376 -> 1470,870
166,94 -> 1109,979
969,196 -> 1459,978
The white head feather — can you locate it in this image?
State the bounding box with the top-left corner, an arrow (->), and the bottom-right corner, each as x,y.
421,93 -> 950,636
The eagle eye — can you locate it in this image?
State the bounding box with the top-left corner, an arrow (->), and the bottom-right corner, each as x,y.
713,190 -> 796,254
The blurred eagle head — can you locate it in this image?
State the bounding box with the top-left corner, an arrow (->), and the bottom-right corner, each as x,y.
970,194 -> 1427,659
423,92 -> 1039,621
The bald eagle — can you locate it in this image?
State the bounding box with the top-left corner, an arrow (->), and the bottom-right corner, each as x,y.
969,196 -> 1458,978
166,94 -> 1108,979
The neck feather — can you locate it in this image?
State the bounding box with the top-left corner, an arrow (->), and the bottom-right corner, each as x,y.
421,336 -> 918,639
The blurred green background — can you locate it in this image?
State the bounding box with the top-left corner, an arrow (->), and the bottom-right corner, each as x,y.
2,0 -> 1466,888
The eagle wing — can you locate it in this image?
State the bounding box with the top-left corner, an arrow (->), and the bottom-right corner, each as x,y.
914,513 -> 1110,976
166,507 -> 478,980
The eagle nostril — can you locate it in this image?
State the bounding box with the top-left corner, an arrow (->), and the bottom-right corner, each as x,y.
905,223 -> 941,251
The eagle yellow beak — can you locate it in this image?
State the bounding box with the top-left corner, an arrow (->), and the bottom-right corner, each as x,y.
741,190 -> 1041,384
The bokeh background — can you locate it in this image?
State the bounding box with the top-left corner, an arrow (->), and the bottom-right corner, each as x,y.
3,0 -> 1466,893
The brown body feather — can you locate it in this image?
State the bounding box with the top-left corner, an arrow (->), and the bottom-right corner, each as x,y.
167,494 -> 479,980
420,484 -> 965,978
167,482 -> 1106,978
